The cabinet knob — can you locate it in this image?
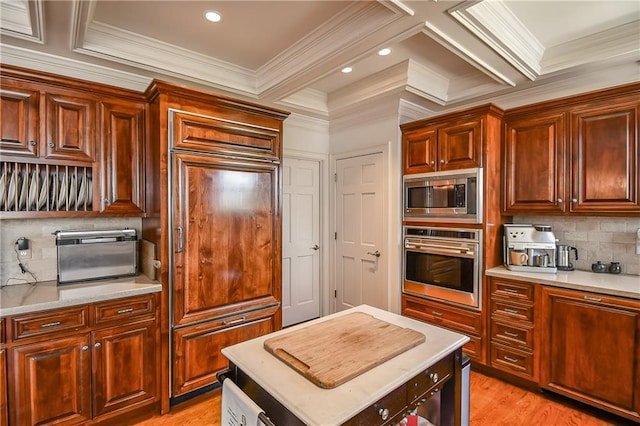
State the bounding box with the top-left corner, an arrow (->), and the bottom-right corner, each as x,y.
557,198 -> 563,203
378,408 -> 390,421
429,372 -> 439,383
47,142 -> 55,148
572,198 -> 578,203
430,160 -> 435,165
440,159 -> 445,164
29,140 -> 37,146
94,342 -> 102,349
82,345 -> 89,351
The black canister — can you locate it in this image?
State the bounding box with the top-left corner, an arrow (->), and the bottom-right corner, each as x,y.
591,261 -> 607,273
609,262 -> 622,274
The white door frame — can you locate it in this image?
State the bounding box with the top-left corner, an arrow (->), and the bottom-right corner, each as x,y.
330,142 -> 391,314
283,149 -> 330,319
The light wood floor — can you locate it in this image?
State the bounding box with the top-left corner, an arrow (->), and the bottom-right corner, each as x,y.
135,371 -> 635,425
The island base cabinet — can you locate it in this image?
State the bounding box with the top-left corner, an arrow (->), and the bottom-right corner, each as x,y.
172,308 -> 278,397
92,320 -> 157,419
541,287 -> 640,422
9,335 -> 92,426
1,348 -> 8,426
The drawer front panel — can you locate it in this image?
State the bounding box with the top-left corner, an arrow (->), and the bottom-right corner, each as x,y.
490,343 -> 534,379
402,295 -> 482,335
94,294 -> 156,325
491,319 -> 534,350
407,356 -> 453,404
490,300 -> 534,323
490,279 -> 534,302
12,306 -> 89,341
344,382 -> 408,426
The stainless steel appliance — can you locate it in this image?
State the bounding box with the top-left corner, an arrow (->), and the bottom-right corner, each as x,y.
55,229 -> 137,284
403,167 -> 482,223
503,224 -> 557,273
403,226 -> 482,309
556,245 -> 578,271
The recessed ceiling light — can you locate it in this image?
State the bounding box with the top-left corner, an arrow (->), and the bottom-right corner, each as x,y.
378,48 -> 392,56
204,10 -> 222,22
342,67 -> 353,73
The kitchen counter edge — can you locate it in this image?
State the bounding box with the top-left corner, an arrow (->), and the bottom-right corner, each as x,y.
0,275 -> 162,318
486,266 -> 640,300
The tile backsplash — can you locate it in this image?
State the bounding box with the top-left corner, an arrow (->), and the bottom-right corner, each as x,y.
1,218 -> 142,286
515,216 -> 640,276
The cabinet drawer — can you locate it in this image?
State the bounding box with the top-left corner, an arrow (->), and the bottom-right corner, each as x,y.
94,294 -> 155,325
491,319 -> 534,350
490,343 -> 534,379
490,299 -> 534,323
402,295 -> 482,336
407,355 -> 453,404
490,279 -> 534,302
461,335 -> 483,364
172,110 -> 280,161
344,382 -> 407,426
11,306 -> 89,341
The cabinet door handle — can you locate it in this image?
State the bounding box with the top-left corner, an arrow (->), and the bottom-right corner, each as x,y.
503,355 -> 519,363
41,321 -> 61,328
82,345 -> 89,351
583,296 -> 602,302
176,226 -> 184,253
117,308 -> 134,314
94,342 -> 101,349
47,142 -> 55,148
29,140 -> 37,146
223,316 -> 246,326
504,330 -> 519,338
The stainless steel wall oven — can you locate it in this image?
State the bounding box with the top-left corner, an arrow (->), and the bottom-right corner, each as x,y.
403,226 -> 482,309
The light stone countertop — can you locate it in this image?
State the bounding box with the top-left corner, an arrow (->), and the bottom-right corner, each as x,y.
0,275 -> 162,318
486,266 -> 640,300
222,304 -> 469,426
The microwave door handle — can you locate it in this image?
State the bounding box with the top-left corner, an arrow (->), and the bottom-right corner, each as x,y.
407,241 -> 472,252
423,248 -> 475,258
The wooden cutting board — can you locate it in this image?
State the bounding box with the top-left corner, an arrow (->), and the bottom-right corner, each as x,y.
263,312 -> 425,389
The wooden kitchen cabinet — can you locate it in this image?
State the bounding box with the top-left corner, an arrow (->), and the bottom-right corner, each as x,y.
488,277 -> 539,382
0,318 -> 7,426
541,286 -> 640,422
7,293 -> 160,425
99,99 -> 146,215
402,115 -> 482,174
503,83 -> 640,215
402,294 -> 484,364
0,65 -> 147,218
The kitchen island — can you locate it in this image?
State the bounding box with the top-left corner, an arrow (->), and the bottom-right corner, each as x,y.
221,304 -> 469,425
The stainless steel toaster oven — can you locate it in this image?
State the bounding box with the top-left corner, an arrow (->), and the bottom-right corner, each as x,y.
55,229 -> 137,284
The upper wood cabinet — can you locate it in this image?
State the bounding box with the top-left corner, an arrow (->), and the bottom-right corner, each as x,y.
99,100 -> 145,215
402,117 -> 482,174
0,65 -> 147,218
503,83 -> 640,215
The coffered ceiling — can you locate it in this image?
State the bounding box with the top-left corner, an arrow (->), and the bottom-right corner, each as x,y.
1,0 -> 638,119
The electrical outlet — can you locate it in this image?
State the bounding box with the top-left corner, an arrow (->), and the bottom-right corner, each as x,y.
16,237 -> 32,259
18,248 -> 32,259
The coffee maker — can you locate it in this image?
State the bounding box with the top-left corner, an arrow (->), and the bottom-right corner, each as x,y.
503,224 -> 558,273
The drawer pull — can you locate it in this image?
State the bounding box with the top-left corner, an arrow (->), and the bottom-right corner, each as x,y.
223,316 -> 246,326
504,288 -> 519,293
117,308 -> 134,314
431,310 -> 444,316
583,296 -> 602,303
504,330 -> 520,338
503,355 -> 519,363
504,308 -> 519,315
41,321 -> 61,328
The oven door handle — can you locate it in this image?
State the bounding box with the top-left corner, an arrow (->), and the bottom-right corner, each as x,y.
405,245 -> 475,258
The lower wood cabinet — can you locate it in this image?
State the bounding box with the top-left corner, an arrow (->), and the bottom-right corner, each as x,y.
5,293 -> 160,425
172,305 -> 279,397
541,286 -> 640,422
1,345 -> 7,426
402,294 -> 484,365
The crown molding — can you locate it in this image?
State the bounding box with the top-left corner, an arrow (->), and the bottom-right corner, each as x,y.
277,89 -> 329,118
398,98 -> 434,124
406,59 -> 449,105
285,113 -> 330,134
448,0 -> 544,80
0,0 -> 44,44
256,1 -> 406,99
422,22 -> 516,87
74,21 -> 258,98
0,43 -> 152,91
541,21 -> 640,74
329,92 -> 402,132
381,0 -> 415,16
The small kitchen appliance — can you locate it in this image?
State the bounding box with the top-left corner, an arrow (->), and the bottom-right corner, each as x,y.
503,224 -> 557,273
556,244 -> 578,271
55,229 -> 137,284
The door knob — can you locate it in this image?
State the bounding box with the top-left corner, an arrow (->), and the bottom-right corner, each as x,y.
367,250 -> 381,258
311,244 -> 320,251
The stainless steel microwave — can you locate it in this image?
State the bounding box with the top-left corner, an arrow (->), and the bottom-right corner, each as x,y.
403,168 -> 482,223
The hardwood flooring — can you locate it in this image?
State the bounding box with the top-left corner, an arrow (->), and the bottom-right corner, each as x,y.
135,371 -> 635,425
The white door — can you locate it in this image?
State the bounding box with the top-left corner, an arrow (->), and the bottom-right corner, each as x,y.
282,157 -> 321,327
335,152 -> 386,311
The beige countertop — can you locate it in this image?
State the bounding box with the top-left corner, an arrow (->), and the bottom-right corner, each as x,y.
0,275 -> 162,318
222,304 -> 469,425
486,266 -> 640,300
